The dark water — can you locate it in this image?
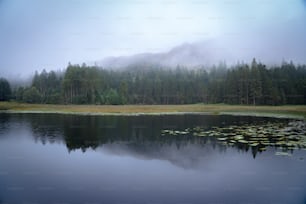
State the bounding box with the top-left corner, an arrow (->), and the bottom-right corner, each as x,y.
0,113 -> 306,204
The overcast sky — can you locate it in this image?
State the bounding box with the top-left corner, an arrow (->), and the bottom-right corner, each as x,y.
0,0 -> 306,78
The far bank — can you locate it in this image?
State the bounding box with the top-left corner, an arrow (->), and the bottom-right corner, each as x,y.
0,102 -> 305,120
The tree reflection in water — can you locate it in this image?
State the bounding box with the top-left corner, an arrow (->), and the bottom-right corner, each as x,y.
18,113 -> 297,160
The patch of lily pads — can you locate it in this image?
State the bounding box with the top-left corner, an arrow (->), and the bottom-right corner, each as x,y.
161,120 -> 306,155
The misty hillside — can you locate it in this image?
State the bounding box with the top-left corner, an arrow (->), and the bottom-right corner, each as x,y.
97,41 -> 233,69
96,35 -> 306,69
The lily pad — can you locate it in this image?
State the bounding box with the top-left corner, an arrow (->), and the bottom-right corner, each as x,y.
275,152 -> 292,156
250,142 -> 259,147
238,140 -> 248,144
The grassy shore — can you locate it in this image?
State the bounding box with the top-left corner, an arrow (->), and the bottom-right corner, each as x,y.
0,101 -> 306,119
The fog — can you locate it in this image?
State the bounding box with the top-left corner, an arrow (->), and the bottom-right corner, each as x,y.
0,0 -> 306,78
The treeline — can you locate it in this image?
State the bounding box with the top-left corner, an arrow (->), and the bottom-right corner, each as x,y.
1,59 -> 306,105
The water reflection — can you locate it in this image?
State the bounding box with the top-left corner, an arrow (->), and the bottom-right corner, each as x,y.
0,113 -> 306,204
2,113 -> 297,160
0,114 -> 10,135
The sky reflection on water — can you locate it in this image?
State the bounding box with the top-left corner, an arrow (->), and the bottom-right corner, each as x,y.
0,113 -> 305,204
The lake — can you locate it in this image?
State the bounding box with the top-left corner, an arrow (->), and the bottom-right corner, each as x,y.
0,113 -> 306,204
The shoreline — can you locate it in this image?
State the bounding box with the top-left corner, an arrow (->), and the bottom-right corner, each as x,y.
0,110 -> 304,120
0,102 -> 305,120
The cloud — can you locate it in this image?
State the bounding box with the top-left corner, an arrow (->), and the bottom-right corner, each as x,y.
0,0 -> 305,78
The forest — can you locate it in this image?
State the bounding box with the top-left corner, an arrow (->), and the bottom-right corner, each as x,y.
1,59 -> 306,105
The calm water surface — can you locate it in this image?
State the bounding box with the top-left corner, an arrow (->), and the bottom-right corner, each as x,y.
0,113 -> 306,204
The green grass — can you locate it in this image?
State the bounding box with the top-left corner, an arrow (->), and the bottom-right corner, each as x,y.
0,101 -> 306,119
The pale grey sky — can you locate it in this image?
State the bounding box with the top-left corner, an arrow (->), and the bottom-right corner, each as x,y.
0,0 -> 306,78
